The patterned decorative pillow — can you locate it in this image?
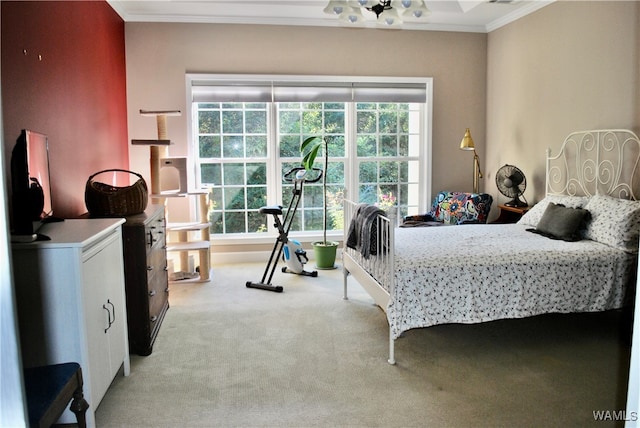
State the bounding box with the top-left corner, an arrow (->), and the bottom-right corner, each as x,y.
430,191 -> 493,225
517,194 -> 590,227
582,193 -> 640,253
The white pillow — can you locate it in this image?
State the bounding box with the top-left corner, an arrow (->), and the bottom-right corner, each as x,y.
582,193 -> 640,253
517,194 -> 590,227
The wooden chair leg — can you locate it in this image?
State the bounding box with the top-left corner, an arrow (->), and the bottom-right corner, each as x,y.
69,389 -> 89,428
70,367 -> 90,428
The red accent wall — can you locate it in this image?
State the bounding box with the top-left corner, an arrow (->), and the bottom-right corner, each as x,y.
2,1 -> 128,218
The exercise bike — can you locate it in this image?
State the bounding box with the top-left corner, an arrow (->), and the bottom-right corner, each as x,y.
246,166 -> 322,292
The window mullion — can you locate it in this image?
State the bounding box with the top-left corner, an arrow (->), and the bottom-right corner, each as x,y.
345,102 -> 358,203
267,102 -> 280,235
419,103 -> 431,213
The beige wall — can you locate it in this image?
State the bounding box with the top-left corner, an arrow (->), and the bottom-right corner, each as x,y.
125,23 -> 487,221
486,1 -> 640,207
125,1 -> 640,225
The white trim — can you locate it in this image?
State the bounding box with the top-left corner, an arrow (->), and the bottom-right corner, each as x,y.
486,0 -> 555,32
422,79 -> 433,213
212,247 -> 346,265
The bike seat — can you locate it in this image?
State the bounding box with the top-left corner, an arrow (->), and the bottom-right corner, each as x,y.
259,205 -> 283,215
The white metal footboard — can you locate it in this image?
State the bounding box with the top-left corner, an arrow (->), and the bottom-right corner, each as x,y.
342,199 -> 397,364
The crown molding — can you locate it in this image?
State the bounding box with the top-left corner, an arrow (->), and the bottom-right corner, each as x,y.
108,0 -> 554,34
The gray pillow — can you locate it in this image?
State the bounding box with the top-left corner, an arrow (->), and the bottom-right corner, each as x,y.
517,194 -> 589,227
528,203 -> 589,241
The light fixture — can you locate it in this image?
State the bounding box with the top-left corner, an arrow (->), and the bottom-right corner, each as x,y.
365,0 -> 392,17
459,128 -> 483,194
339,5 -> 366,24
324,0 -> 430,27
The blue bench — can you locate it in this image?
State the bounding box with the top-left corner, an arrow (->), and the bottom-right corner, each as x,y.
23,362 -> 89,428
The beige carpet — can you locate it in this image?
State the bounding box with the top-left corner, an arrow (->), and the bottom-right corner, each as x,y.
95,262 -> 631,427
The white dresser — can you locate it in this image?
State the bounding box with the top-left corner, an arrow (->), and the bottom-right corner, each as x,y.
11,219 -> 130,427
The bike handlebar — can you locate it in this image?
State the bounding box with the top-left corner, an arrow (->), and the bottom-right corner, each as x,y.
283,167 -> 323,183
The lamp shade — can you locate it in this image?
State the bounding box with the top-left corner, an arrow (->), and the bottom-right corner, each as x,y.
339,6 -> 365,23
392,0 -> 431,18
460,128 -> 475,151
379,7 -> 402,26
323,0 -> 348,15
356,0 -> 376,7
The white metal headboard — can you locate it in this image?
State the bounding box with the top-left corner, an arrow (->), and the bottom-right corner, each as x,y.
546,129 -> 640,200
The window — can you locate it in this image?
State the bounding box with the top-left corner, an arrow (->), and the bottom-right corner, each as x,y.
196,102 -> 269,234
187,75 -> 432,239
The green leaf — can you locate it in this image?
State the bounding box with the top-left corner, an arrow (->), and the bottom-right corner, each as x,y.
300,136 -> 323,171
300,136 -> 320,152
302,145 -> 321,170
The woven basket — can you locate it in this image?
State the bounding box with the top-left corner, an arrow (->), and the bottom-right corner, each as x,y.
85,169 -> 148,217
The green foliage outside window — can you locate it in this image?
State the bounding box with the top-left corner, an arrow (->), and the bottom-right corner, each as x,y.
196,101 -> 421,235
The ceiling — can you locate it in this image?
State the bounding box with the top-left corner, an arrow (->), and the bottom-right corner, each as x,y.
107,0 -> 554,33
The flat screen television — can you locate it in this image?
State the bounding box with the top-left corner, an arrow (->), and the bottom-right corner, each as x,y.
10,129 -> 55,237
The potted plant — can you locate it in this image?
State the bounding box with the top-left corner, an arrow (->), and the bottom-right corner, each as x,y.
301,136 -> 339,269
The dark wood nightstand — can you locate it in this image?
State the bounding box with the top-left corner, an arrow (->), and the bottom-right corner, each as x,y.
491,204 -> 530,224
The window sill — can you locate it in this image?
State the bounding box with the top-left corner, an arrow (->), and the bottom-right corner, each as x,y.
208,231 -> 344,246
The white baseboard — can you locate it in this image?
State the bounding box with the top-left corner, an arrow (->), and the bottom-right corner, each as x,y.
211,248 -> 344,265
212,251 -> 274,264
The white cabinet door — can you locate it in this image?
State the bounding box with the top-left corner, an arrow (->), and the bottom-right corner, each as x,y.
82,245 -> 113,408
103,232 -> 129,377
82,228 -> 129,406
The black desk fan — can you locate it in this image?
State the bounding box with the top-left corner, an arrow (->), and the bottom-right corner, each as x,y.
495,164 -> 528,207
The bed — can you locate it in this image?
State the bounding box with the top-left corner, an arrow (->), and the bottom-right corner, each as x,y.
342,129 -> 640,364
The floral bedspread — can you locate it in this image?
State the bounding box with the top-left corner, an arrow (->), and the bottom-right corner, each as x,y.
387,224 -> 635,339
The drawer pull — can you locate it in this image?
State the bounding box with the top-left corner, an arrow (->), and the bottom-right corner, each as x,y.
150,316 -> 158,323
164,266 -> 169,271
148,290 -> 156,297
147,266 -> 153,271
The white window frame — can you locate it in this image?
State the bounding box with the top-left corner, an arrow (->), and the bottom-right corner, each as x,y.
185,74 -> 433,244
